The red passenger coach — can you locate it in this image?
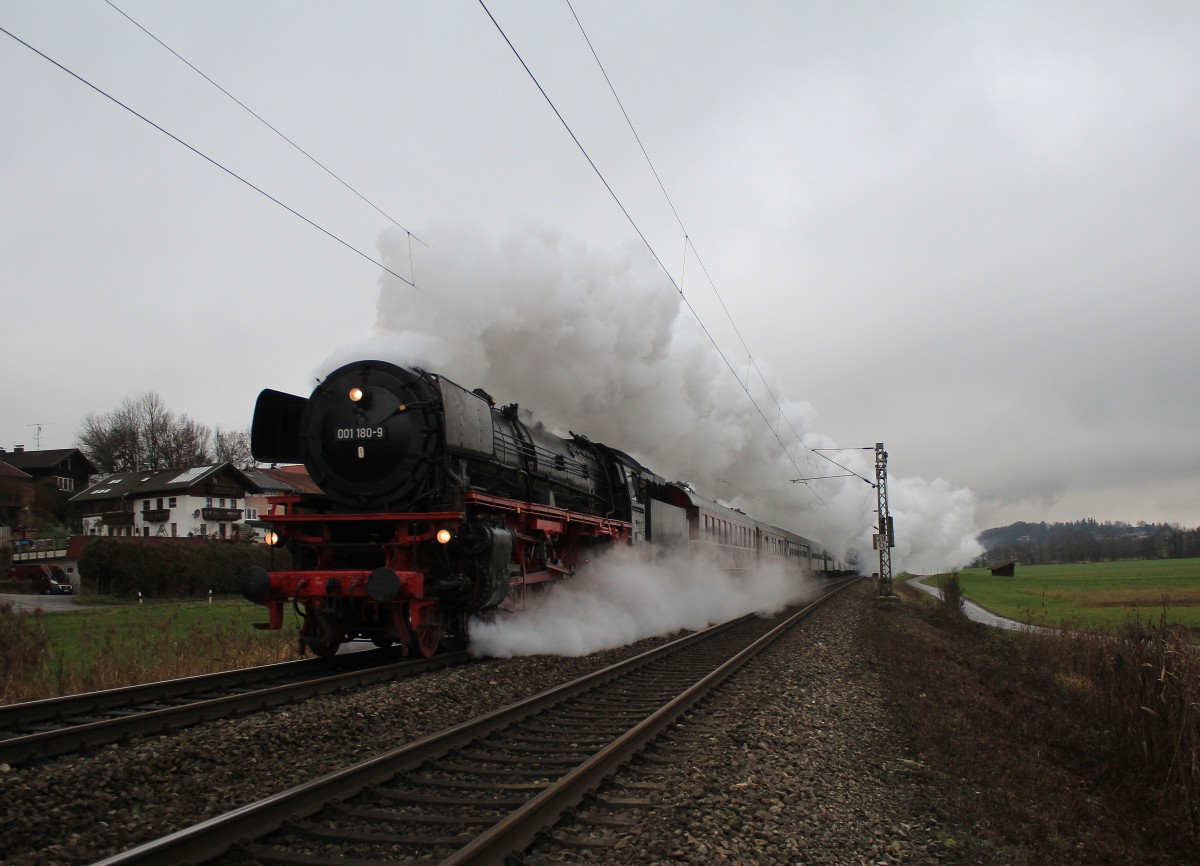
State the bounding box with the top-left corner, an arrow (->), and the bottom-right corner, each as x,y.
651,485 -> 819,576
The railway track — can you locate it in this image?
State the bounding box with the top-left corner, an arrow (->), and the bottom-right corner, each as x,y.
94,578 -> 860,866
0,648 -> 467,766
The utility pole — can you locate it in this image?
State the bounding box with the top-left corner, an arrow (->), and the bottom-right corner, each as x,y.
874,442 -> 894,595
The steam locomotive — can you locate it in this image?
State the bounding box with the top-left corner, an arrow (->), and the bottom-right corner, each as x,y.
239,359 -> 832,657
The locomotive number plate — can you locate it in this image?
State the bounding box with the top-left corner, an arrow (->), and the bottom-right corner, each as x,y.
335,427 -> 387,441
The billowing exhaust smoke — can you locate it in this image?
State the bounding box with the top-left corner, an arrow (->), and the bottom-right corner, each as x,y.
467,545 -> 812,658
323,221 -> 981,573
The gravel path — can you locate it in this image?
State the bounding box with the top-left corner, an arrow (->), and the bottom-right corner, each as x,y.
0,580 -> 930,865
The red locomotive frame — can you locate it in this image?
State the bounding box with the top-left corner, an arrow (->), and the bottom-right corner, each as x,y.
253,490 -> 630,657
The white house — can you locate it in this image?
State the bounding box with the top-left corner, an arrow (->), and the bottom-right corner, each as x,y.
72,463 -> 262,539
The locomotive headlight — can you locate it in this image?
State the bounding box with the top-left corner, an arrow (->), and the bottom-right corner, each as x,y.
436,528 -> 453,544
348,387 -> 364,403
265,530 -> 280,546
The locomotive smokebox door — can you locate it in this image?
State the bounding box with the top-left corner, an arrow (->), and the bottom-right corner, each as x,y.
300,361 -> 442,508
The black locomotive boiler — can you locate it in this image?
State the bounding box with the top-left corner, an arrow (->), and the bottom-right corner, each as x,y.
240,359 -> 832,657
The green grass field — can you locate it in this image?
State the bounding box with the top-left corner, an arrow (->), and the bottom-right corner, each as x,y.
921,558 -> 1200,629
1,596 -> 303,702
41,597 -> 302,668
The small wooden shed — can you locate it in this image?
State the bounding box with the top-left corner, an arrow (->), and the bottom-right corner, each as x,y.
989,559 -> 1017,577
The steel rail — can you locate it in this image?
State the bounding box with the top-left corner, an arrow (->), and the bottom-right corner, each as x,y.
90,578 -> 860,866
444,577 -> 862,864
0,650 -> 466,766
0,653 -> 371,730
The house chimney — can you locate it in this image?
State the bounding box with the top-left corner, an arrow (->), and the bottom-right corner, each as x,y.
14,445 -> 24,454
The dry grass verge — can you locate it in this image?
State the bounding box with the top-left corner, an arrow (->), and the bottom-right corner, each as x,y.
875,584 -> 1198,864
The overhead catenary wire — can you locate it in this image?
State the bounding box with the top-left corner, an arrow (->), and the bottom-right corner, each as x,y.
477,0 -> 815,492
561,1 -> 825,483
567,2 -> 817,475
0,23 -> 416,290
104,0 -> 427,257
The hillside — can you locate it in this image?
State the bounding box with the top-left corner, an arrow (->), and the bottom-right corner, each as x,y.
975,519 -> 1200,565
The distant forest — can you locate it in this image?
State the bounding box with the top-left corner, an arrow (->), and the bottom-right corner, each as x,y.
974,519 -> 1200,566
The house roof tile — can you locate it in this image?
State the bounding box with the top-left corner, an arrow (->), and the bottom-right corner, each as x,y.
0,460 -> 33,480
71,463 -> 263,502
1,448 -> 96,474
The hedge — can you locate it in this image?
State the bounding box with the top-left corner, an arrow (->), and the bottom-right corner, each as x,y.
78,538 -> 291,598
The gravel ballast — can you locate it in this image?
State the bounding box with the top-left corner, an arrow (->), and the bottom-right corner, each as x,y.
531,580 -> 943,864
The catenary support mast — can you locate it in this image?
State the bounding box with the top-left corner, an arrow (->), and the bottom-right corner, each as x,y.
875,442 -> 894,594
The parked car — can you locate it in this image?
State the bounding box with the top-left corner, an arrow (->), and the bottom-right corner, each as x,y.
8,564 -> 74,594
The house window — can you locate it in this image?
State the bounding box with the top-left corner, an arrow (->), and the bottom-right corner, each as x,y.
219,498 -> 226,507
206,497 -> 213,508
171,523 -> 177,537
199,524 -> 207,536
245,507 -> 258,520
143,500 -> 151,511
168,497 -> 177,507
157,498 -> 164,509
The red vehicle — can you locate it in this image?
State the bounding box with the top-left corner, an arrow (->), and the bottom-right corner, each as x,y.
242,360 -> 831,657
9,563 -> 74,595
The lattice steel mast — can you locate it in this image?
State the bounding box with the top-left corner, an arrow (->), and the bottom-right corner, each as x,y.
875,442 -> 894,594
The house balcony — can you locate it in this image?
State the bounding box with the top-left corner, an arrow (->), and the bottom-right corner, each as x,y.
142,509 -> 171,523
102,511 -> 134,526
202,507 -> 244,522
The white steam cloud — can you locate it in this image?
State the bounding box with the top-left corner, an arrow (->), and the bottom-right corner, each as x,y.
468,545 -> 810,658
333,221 -> 980,573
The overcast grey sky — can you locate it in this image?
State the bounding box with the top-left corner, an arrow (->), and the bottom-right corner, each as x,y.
2,1 -> 1198,570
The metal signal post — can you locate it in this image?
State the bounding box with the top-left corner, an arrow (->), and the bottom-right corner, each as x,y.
874,443 -> 894,595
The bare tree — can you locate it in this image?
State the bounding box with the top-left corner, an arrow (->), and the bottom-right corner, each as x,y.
76,393 -> 213,473
213,427 -> 256,469
161,416 -> 213,468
